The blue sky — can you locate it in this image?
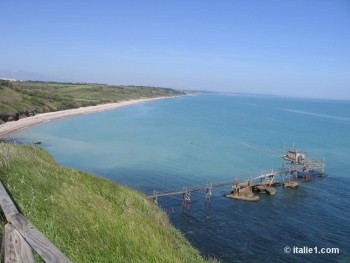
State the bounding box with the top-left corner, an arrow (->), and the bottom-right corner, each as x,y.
1,0 -> 349,99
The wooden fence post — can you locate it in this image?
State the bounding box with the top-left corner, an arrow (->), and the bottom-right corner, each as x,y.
3,223 -> 34,263
0,181 -> 71,263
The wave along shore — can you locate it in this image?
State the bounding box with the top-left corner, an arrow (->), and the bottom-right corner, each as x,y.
0,96 -> 174,137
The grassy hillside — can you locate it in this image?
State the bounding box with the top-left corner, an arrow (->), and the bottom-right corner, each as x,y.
0,80 -> 184,123
0,143 -> 216,263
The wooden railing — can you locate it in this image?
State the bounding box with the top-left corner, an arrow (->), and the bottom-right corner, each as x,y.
0,181 -> 71,263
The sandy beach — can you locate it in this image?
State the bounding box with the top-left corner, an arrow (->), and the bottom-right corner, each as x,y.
0,96 -> 173,137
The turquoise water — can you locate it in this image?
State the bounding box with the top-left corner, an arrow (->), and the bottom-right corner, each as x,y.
10,95 -> 350,262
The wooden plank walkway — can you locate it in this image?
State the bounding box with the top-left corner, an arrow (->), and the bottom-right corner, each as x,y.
148,181 -> 234,199
147,168 -> 292,199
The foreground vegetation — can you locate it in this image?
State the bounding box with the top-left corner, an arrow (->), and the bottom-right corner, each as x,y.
0,143 -> 215,262
0,80 -> 184,123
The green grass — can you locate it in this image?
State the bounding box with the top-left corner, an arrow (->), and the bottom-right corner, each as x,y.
0,143 -> 217,263
0,80 -> 185,120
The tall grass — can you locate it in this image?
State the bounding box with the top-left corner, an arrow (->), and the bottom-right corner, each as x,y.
0,144 -> 217,263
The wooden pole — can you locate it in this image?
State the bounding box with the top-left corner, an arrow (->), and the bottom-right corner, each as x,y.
2,223 -> 34,263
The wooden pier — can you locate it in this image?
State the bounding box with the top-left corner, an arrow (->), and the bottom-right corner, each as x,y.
148,169 -> 290,202
148,149 -> 325,206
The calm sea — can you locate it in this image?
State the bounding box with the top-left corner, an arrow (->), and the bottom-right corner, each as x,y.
10,95 -> 350,263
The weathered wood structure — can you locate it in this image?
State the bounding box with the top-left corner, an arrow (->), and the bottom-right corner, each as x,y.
0,181 -> 71,263
148,148 -> 325,207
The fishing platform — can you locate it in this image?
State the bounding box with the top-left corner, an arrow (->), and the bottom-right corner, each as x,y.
147,148 -> 325,206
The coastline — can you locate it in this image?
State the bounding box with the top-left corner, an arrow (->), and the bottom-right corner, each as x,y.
0,96 -> 175,137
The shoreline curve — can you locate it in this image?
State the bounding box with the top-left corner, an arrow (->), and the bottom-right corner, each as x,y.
0,96 -> 176,137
